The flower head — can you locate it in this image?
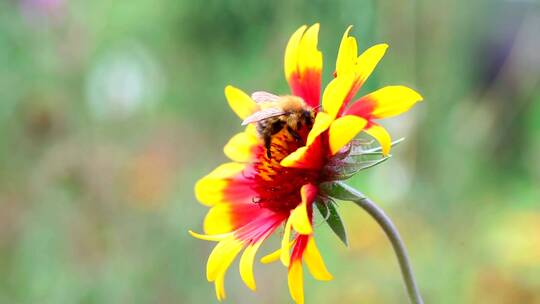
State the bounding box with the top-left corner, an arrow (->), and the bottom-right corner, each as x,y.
191,24 -> 422,303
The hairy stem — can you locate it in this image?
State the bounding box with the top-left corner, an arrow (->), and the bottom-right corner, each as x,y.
329,181 -> 424,304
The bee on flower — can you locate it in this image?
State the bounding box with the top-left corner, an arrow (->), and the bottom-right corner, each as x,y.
190,23 -> 423,304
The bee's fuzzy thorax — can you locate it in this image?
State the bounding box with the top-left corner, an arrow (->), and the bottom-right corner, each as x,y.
278,95 -> 307,112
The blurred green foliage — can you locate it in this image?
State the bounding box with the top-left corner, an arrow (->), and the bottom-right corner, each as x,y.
1,0 -> 539,303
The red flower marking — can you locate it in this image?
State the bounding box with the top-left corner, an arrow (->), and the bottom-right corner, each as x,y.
289,69 -> 321,109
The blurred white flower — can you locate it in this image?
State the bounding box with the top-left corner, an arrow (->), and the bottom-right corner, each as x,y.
85,42 -> 163,120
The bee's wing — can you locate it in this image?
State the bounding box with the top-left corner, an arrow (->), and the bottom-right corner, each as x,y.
251,91 -> 280,103
241,108 -> 285,125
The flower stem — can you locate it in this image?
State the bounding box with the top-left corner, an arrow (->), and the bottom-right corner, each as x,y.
330,181 -> 424,304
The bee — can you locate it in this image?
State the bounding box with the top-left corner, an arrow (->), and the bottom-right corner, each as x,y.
242,91 -> 315,159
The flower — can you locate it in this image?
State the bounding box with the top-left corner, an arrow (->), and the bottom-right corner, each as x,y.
190,23 -> 422,303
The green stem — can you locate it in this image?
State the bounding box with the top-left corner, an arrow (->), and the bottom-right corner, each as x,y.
326,181 -> 424,304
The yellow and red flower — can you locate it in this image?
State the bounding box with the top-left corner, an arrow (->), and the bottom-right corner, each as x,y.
190,24 -> 422,303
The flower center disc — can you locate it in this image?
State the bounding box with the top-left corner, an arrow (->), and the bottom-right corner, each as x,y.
248,123 -> 320,213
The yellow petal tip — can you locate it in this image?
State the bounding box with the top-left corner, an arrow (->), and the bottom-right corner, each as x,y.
188,230 -> 205,240
189,230 -> 231,242
260,251 -> 280,264
224,85 -> 258,119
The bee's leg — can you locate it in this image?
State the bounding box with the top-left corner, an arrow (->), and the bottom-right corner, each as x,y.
264,136 -> 272,159
287,126 -> 302,142
266,121 -> 284,159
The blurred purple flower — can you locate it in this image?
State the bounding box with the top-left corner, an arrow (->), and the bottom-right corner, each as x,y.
20,0 -> 65,24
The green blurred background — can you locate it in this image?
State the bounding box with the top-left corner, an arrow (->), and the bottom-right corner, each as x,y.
1,0 -> 539,303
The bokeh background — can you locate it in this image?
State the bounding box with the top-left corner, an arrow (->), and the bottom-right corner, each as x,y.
1,0 -> 539,303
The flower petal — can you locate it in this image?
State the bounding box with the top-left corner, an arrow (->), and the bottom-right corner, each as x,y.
223,125 -> 260,162
288,260 -> 304,304
225,85 -> 259,120
374,86 -> 423,118
215,272 -> 226,301
284,25 -> 307,81
328,115 -> 368,155
306,112 -> 332,146
289,184 -> 317,235
280,146 -> 308,168
206,202 -> 285,236
203,204 -> 235,234
239,239 -> 264,290
333,26 -> 388,114
188,230 -> 232,242
290,201 -> 311,235
280,218 -> 293,267
298,24 -> 322,72
280,138 -> 324,169
194,163 -> 246,206
351,85 -> 423,119
335,25 -> 358,76
322,72 -> 356,120
304,236 -> 333,281
260,247 -> 282,264
364,123 -> 392,156
260,239 -> 296,264
206,237 -> 244,282
353,43 -> 388,88
198,211 -> 286,299
285,24 -> 322,108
